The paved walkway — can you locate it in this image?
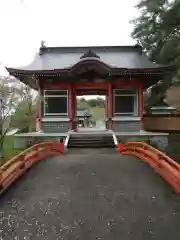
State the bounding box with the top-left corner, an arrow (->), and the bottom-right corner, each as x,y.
0,149 -> 180,239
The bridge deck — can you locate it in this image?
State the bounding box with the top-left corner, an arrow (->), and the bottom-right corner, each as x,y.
0,149 -> 180,239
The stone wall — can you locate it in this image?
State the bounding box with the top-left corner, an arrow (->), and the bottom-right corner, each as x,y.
116,135 -> 169,152
116,132 -> 180,163
42,121 -> 69,133
14,136 -> 67,149
112,121 -> 141,132
165,133 -> 180,163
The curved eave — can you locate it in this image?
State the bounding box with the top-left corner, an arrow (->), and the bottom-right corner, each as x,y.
6,63 -> 176,77
70,58 -> 111,71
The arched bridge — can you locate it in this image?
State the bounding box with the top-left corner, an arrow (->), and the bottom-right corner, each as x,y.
0,143 -> 180,239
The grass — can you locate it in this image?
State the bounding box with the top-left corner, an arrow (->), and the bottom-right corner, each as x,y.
90,107 -> 105,121
3,136 -> 22,162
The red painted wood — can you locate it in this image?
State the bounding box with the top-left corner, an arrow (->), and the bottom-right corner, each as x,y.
37,95 -> 44,131
118,144 -> 125,152
105,94 -> 108,118
72,85 -> 77,130
43,79 -> 143,131
44,79 -> 141,91
112,79 -> 140,88
68,85 -> 73,130
44,83 -> 70,89
138,83 -> 144,130
72,83 -> 108,90
108,82 -> 113,117
107,82 -> 113,129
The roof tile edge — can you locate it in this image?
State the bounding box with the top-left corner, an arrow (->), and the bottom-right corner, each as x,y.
38,44 -> 143,55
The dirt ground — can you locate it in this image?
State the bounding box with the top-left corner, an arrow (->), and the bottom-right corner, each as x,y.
0,148 -> 180,240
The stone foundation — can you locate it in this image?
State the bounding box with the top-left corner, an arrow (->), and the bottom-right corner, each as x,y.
116,135 -> 169,152
42,121 -> 69,133
14,136 -> 66,149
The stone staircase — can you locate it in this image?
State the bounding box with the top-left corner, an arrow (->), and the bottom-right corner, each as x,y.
67,133 -> 115,148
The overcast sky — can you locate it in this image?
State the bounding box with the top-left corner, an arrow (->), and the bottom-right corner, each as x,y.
0,0 -> 139,71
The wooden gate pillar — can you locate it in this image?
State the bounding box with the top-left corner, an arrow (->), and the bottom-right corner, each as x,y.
107,82 -> 113,129
138,83 -> 144,130
37,87 -> 44,132
68,84 -> 77,130
68,84 -> 73,130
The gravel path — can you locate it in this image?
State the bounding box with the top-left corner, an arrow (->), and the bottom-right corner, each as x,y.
0,148 -> 180,239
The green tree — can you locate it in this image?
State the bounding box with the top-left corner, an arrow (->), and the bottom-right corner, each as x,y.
77,98 -> 90,109
132,0 -> 180,68
87,99 -> 98,107
11,86 -> 38,132
132,1 -> 172,61
0,77 -> 23,163
131,0 -> 180,110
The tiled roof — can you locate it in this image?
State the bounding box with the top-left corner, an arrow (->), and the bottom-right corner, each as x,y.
6,45 -> 169,71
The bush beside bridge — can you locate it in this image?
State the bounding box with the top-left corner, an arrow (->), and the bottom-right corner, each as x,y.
3,136 -> 22,164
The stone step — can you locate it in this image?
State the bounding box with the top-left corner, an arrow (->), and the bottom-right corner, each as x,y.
68,143 -> 114,147
68,133 -> 115,148
68,145 -> 115,148
68,140 -> 114,144
69,136 -> 113,140
65,148 -> 117,154
68,139 -> 114,143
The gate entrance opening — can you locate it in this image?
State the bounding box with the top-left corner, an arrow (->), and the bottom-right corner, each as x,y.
76,90 -> 106,131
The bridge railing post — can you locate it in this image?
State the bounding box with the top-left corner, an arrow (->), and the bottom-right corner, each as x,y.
0,169 -> 3,181
19,154 -> 25,169
59,138 -> 64,153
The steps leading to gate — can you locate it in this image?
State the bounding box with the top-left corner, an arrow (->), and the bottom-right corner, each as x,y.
67,133 -> 115,148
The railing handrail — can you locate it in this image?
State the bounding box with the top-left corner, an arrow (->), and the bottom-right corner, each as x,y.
0,142 -> 53,171
0,141 -> 64,194
112,133 -> 118,146
127,141 -> 180,171
118,141 -> 180,195
64,135 -> 70,148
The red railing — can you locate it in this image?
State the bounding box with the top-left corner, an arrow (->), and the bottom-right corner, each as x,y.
0,141 -> 64,194
118,142 -> 180,195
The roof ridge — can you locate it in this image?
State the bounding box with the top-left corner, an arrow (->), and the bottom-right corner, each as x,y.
39,44 -> 142,55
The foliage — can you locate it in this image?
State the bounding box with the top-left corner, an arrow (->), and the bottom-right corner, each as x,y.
131,0 -> 180,110
77,98 -> 105,121
118,139 -> 125,144
90,107 -> 105,121
165,85 -> 180,110
0,78 -> 37,162
77,98 -> 90,109
77,97 -> 105,109
144,77 -> 172,111
11,85 -> 38,132
3,136 -> 22,163
131,0 -> 180,65
0,77 -> 22,162
88,98 -> 105,108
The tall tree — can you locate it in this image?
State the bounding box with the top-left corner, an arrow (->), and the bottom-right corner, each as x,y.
11,85 -> 38,132
132,0 -> 180,68
131,0 -> 180,110
0,77 -> 23,163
